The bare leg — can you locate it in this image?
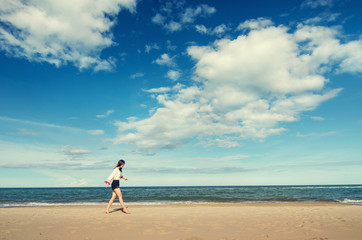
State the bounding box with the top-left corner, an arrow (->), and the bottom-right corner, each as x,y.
104,191 -> 117,214
114,188 -> 130,214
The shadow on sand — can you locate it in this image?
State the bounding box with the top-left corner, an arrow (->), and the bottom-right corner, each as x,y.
109,208 -> 130,214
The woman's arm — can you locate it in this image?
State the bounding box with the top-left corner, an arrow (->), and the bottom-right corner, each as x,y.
104,168 -> 118,186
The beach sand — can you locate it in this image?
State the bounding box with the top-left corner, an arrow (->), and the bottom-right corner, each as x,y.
1,203 -> 361,240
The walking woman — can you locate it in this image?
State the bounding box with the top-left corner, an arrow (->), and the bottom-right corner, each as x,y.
104,159 -> 130,214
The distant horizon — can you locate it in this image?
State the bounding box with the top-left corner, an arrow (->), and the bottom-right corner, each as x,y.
1,183 -> 362,189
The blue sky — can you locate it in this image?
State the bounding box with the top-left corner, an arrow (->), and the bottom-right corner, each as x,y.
0,0 -> 361,187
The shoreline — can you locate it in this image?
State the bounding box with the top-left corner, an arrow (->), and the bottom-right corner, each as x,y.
2,201 -> 361,208
0,201 -> 362,209
1,203 -> 362,240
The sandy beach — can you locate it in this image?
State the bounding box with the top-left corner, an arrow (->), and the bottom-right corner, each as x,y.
1,203 -> 361,240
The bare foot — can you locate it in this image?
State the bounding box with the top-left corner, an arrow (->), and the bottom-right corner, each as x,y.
104,210 -> 109,214
122,208 -> 130,214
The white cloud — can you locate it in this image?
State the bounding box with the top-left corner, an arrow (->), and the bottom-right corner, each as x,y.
144,84 -> 184,95
213,24 -> 228,34
195,25 -> 208,34
0,0 -> 136,71
144,87 -> 172,94
294,24 -> 362,74
96,110 -> 115,118
166,70 -> 181,81
0,140 -> 103,183
301,0 -> 334,9
152,3 -> 216,32
237,17 -> 273,31
196,24 -> 228,35
153,53 -> 176,67
87,129 -> 104,135
145,43 -> 160,53
113,99 -> 205,151
199,137 -> 242,148
0,141 -> 65,166
303,13 -> 340,25
166,21 -> 182,32
60,145 -> 91,156
130,72 -> 144,79
181,4 -> 216,23
152,13 -> 165,25
0,140 -> 120,188
112,19 -> 362,153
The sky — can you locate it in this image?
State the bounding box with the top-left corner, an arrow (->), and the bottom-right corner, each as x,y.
0,0 -> 361,187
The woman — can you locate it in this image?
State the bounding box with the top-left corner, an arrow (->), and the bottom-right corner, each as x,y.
104,159 -> 130,214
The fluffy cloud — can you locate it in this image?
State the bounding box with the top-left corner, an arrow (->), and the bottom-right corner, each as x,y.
166,70 -> 181,81
196,24 -> 228,35
152,13 -> 166,25
112,19 -> 362,153
166,21 -> 182,32
152,3 -> 216,32
237,17 -> 273,31
181,4 -> 216,23
153,53 -> 176,67
0,0 -> 136,71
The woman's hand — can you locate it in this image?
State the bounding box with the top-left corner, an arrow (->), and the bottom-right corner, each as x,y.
104,180 -> 110,188
123,177 -> 128,182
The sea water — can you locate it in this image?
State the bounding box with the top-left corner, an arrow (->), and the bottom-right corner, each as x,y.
1,185 -> 361,207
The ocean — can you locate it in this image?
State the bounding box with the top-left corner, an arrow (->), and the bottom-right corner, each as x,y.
1,185 -> 361,207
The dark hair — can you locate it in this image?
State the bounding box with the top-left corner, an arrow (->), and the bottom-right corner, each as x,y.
115,159 -> 125,172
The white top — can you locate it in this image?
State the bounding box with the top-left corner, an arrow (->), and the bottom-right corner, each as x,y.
106,168 -> 123,183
